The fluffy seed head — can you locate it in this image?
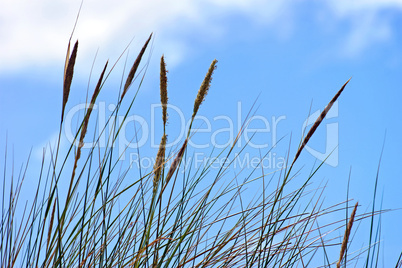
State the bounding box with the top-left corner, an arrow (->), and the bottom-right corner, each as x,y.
160,55 -> 168,128
192,59 -> 218,119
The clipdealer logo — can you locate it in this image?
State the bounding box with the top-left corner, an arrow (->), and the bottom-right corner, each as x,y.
63,101 -> 340,168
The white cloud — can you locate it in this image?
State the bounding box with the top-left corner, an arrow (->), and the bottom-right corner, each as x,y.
32,131 -> 61,162
0,1 -> 77,71
0,0 -> 293,74
324,0 -> 401,57
327,0 -> 402,15
0,0 -> 400,73
342,11 -> 392,57
0,0 -> 190,73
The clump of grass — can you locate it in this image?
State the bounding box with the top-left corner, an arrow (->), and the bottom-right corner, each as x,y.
0,31 -> 397,268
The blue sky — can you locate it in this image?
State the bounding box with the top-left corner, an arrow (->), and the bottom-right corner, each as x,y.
1,0 -> 402,265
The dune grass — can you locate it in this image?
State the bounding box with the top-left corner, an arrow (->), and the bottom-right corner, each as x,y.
0,34 -> 397,268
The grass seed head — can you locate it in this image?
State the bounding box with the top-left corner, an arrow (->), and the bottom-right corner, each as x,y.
121,33 -> 152,100
160,55 -> 168,128
165,139 -> 188,185
62,40 -> 78,121
337,202 -> 358,268
292,78 -> 351,166
192,59 -> 218,119
153,134 -> 167,193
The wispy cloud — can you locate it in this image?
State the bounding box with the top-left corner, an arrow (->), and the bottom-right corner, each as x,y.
0,0 -> 400,73
0,0 -> 292,73
327,0 -> 402,15
326,0 -> 401,57
342,11 -> 392,57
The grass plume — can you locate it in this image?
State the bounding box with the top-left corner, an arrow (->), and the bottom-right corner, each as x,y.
62,40 -> 78,122
153,134 -> 166,193
292,78 -> 351,167
163,138 -> 188,188
121,33 -> 153,100
191,59 -> 218,120
337,202 -> 358,268
160,55 -> 168,130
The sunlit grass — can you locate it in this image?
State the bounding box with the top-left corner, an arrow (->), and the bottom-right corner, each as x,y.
0,32 -> 395,267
